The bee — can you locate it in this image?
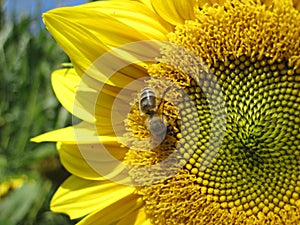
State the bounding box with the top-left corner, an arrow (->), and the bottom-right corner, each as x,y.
139,87 -> 169,141
140,87 -> 157,115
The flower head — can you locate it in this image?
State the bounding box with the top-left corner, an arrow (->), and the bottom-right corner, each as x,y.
33,0 -> 300,224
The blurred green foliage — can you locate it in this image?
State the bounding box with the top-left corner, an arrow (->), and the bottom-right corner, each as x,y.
0,2 -> 75,225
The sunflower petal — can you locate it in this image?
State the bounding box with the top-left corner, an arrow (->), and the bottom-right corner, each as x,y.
138,0 -> 155,12
30,122 -> 116,144
51,68 -> 97,122
57,143 -> 106,181
51,68 -> 140,127
43,1 -> 171,77
31,121 -> 129,181
117,208 -> 151,225
150,0 -> 197,25
50,175 -> 135,220
76,193 -> 144,225
57,142 -> 128,181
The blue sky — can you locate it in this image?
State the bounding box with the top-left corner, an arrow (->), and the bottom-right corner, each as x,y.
3,0 -> 87,26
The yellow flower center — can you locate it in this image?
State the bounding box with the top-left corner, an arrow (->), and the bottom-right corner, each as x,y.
124,0 -> 300,224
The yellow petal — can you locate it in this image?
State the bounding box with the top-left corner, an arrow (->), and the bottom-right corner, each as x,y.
51,68 -> 136,128
151,0 -> 197,25
31,121 -> 129,181
30,126 -> 75,143
50,175 -> 135,220
30,122 -> 116,144
76,193 -> 144,225
58,143 -> 107,181
117,208 -> 151,225
51,68 -> 96,122
86,48 -> 149,87
43,1 -> 171,77
51,66 -> 147,130
139,0 -> 155,12
56,142 -> 128,181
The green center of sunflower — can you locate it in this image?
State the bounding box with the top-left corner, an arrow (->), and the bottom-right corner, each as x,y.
184,56 -> 300,214
123,1 -> 300,224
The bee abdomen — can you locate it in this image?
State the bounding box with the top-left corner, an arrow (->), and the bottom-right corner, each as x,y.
140,87 -> 156,115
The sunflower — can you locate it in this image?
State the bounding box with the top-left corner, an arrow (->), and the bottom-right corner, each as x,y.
32,0 -> 300,224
